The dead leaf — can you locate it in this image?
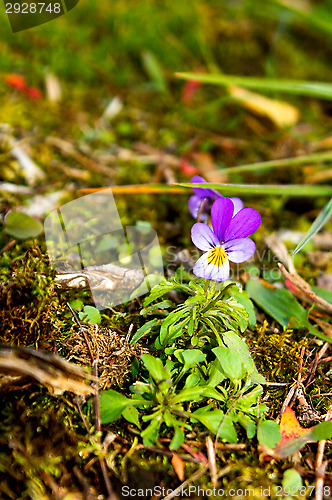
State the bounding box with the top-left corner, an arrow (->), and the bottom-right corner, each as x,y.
171,454 -> 184,481
0,344 -> 95,396
228,85 -> 300,128
45,73 -> 62,103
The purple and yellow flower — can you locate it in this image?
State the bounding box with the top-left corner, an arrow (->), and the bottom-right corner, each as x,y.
188,175 -> 243,222
191,197 -> 261,282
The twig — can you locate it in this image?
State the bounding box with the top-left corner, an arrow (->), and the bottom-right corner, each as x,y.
161,464 -> 209,500
305,342 -> 330,389
206,436 -> 217,486
0,239 -> 16,255
67,303 -> 118,500
314,405 -> 332,500
277,384 -> 298,424
278,263 -> 332,316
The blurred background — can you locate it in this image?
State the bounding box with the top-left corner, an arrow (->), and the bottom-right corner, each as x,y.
1,0 -> 332,248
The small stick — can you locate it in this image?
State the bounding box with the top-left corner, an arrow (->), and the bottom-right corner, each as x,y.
305,342 -> 330,389
278,263 -> 332,316
161,464 -> 209,500
206,436 -> 217,486
314,405 -> 332,500
277,384 -> 298,424
0,239 -> 16,255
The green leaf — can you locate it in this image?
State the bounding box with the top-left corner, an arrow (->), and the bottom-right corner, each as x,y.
230,289 -> 256,328
221,331 -> 256,375
213,346 -> 247,381
282,468 -> 302,491
311,421 -> 332,440
312,286 -> 332,305
160,313 -> 189,346
4,212 -> 43,239
237,413 -> 256,439
130,319 -> 159,345
257,420 -> 281,449
78,306 -> 101,325
246,278 -> 332,344
176,349 -> 206,371
70,299 -> 84,311
234,385 -> 263,410
141,354 -> 171,383
169,427 -> 185,450
141,300 -> 172,315
172,387 -> 204,404
175,72 -> 332,100
201,386 -> 227,403
122,405 -> 141,429
99,389 -> 144,423
292,197 -> 332,255
192,409 -> 237,442
141,419 -> 161,447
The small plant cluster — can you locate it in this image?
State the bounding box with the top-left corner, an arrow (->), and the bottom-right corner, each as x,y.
99,178 -> 265,448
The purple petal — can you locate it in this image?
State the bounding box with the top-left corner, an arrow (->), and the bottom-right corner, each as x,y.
188,195 -> 203,219
230,197 -> 244,215
211,197 -> 234,241
223,208 -> 261,241
191,175 -> 216,199
191,223 -> 219,251
224,238 -> 256,263
193,252 -> 230,282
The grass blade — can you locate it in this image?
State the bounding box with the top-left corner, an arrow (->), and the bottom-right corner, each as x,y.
292,197 -> 332,256
217,151 -> 332,176
178,183 -> 332,197
175,73 -> 332,100
80,183 -> 332,197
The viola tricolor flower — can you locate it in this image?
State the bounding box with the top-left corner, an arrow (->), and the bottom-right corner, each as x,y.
191,197 -> 261,282
188,175 -> 243,222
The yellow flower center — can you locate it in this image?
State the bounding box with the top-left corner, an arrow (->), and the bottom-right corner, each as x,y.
207,246 -> 227,267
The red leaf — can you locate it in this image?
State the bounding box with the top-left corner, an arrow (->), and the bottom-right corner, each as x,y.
25,87 -> 42,99
279,407 -> 310,443
180,158 -> 198,177
171,454 -> 184,481
4,74 -> 27,91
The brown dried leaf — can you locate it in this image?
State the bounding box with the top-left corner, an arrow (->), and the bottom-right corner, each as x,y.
0,344 -> 95,396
